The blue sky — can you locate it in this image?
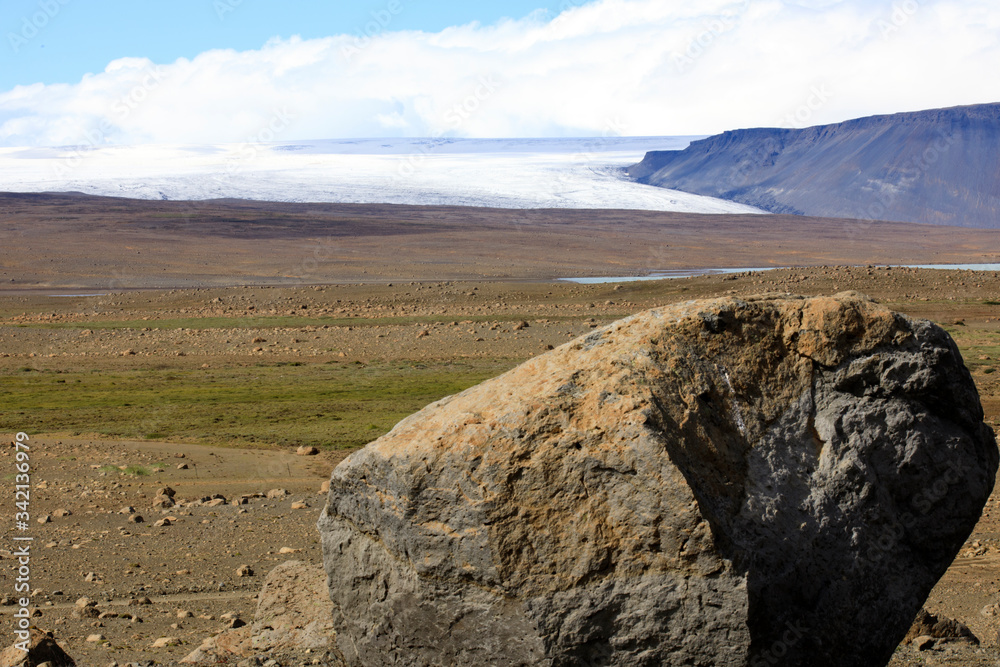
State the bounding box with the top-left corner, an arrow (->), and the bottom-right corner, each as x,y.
1,0 -> 571,89
1,0 -> 999,144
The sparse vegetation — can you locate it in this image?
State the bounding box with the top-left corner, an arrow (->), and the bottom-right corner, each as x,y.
0,360 -> 510,449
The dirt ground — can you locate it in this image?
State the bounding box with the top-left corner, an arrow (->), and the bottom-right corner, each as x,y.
3,195 -> 1000,665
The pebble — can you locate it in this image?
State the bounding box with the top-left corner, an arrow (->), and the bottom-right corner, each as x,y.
236,565 -> 254,577
150,636 -> 180,648
152,494 -> 175,508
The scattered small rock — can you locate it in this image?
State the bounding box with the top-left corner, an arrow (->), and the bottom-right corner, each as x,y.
151,636 -> 180,648
905,608 -> 979,645
152,494 -> 175,509
0,628 -> 75,667
73,605 -> 100,618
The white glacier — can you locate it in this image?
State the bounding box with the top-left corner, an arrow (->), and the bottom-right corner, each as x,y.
0,137 -> 764,214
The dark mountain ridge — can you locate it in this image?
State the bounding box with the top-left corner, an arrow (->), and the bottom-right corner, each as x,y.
628,103 -> 1000,228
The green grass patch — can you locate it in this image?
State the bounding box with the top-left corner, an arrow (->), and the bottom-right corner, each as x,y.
0,359 -> 512,450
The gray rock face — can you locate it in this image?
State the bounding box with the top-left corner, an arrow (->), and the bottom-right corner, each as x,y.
319,293 -> 997,666
627,103 -> 1000,228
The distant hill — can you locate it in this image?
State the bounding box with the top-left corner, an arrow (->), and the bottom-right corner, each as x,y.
628,103 -> 1000,228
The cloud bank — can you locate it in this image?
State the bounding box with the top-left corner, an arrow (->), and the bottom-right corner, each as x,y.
2,0 -> 998,146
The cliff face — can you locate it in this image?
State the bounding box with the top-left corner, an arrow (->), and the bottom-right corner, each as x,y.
628,103 -> 1000,228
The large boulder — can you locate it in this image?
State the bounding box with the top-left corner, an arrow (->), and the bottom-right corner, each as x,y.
318,293 -> 997,667
181,561 -> 342,665
0,629 -> 75,667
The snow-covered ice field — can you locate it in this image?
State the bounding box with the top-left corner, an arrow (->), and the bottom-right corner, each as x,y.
0,137 -> 763,214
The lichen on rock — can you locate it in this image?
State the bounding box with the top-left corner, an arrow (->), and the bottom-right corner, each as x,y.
319,293 -> 998,667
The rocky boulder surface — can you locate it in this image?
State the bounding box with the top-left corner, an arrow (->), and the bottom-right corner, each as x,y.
181,560 -> 341,665
0,629 -> 75,667
319,293 -> 998,667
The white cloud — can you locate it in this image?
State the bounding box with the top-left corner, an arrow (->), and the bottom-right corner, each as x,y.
1,0 -> 998,146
